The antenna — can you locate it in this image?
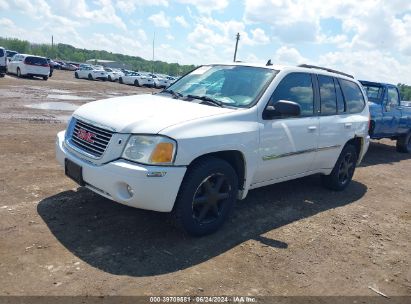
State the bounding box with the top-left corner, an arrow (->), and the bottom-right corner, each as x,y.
233,33 -> 240,62
266,59 -> 273,66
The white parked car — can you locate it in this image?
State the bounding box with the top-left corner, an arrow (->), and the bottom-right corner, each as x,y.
104,68 -> 124,82
119,71 -> 154,87
7,54 -> 50,80
0,47 -> 6,77
150,73 -> 170,88
75,65 -> 108,81
56,63 -> 370,236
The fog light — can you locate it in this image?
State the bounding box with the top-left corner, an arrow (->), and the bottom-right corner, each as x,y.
127,185 -> 134,197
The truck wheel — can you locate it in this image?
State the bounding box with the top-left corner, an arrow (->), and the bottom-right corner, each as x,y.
322,144 -> 358,191
396,132 -> 411,153
173,157 -> 238,236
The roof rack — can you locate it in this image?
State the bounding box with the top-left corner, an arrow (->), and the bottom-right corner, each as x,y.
298,64 -> 354,79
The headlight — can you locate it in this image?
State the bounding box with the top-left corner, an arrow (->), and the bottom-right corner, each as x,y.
122,135 -> 177,165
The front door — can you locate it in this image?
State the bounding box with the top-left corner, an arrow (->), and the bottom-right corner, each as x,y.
253,72 -> 319,184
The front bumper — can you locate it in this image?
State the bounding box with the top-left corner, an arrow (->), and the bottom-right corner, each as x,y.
55,131 -> 186,212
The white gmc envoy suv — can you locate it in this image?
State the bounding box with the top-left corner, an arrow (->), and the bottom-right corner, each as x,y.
56,63 -> 370,236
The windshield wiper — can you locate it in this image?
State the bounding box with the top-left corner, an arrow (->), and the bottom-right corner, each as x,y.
185,94 -> 223,107
161,89 -> 183,99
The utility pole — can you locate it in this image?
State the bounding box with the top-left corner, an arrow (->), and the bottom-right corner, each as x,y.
233,33 -> 240,62
152,32 -> 155,74
51,35 -> 54,58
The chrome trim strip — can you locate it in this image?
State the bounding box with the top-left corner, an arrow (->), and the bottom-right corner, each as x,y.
262,145 -> 341,161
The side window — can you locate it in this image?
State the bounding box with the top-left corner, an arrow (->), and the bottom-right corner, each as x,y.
334,78 -> 346,113
387,87 -> 399,109
270,72 -> 314,116
339,79 -> 366,114
318,75 -> 337,115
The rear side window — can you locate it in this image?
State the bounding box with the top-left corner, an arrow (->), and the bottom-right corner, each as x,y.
24,56 -> 48,65
270,72 -> 314,116
318,75 -> 337,115
334,78 -> 346,113
339,79 -> 366,113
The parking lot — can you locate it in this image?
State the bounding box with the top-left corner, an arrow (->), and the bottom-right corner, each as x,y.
0,70 -> 410,296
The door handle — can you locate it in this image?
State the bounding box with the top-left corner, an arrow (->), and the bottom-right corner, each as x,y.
308,126 -> 317,131
344,123 -> 352,128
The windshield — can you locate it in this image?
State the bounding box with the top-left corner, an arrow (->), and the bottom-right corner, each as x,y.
166,65 -> 277,108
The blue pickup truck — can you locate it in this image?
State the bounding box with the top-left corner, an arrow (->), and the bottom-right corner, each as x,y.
360,81 -> 411,153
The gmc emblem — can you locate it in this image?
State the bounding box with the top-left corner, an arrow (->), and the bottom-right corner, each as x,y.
77,128 -> 95,143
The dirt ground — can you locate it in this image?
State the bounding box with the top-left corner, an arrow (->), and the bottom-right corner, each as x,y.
0,70 -> 410,298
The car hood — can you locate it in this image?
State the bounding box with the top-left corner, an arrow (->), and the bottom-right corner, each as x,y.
73,94 -> 236,134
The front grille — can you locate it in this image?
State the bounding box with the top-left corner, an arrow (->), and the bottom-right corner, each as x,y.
70,119 -> 114,158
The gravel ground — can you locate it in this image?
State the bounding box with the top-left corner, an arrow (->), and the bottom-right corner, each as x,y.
0,71 -> 410,298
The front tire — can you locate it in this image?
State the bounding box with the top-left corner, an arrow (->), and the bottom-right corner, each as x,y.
173,157 -> 238,236
134,79 -> 140,87
88,73 -> 93,80
322,144 -> 358,191
396,132 -> 411,153
75,72 -> 79,79
43,76 -> 48,81
119,77 -> 123,84
17,67 -> 21,78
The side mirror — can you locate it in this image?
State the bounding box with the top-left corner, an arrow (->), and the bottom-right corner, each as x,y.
263,100 -> 301,119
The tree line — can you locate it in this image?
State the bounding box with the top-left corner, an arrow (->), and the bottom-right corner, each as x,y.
398,84 -> 411,101
0,37 -> 196,76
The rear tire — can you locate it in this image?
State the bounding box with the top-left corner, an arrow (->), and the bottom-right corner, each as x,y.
134,79 -> 140,87
17,68 -> 21,78
75,72 -> 79,79
119,77 -> 123,84
173,157 -> 238,236
43,76 -> 48,81
322,144 -> 358,191
108,75 -> 112,82
88,73 -> 93,80
396,132 -> 411,153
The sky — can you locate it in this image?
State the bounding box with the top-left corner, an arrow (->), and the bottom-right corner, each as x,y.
1,0 -> 411,84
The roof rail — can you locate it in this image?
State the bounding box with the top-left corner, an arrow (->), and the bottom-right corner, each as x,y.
298,64 -> 354,79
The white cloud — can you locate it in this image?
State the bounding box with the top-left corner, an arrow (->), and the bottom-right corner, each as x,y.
149,11 -> 170,28
176,0 -> 229,14
115,0 -> 168,13
317,50 -> 411,84
273,46 -> 307,66
175,16 -> 189,28
166,34 -> 175,41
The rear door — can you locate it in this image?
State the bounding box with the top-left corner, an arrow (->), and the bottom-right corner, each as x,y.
254,72 -> 319,184
312,75 -> 355,170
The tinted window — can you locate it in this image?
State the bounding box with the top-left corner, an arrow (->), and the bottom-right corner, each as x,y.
270,73 -> 314,116
25,56 -> 48,65
335,78 -> 346,113
0,48 -> 4,57
318,75 -> 337,115
387,87 -> 399,108
339,79 -> 366,113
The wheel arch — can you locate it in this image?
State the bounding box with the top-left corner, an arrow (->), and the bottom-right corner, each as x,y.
345,136 -> 363,164
185,150 -> 247,194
